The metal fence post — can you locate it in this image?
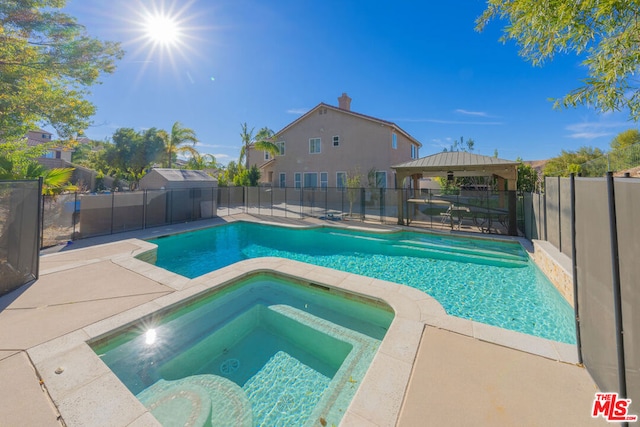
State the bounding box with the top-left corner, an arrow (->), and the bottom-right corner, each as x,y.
606,172 -> 628,405
73,192 -> 78,238
360,187 -> 366,221
110,192 -> 115,234
37,178 -> 43,275
40,192 -> 45,249
380,188 -> 384,222
570,174 -> 582,364
143,190 -> 147,229
557,176 -> 562,253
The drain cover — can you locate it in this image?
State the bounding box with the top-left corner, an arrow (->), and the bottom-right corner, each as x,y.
220,358 -> 240,375
277,394 -> 294,412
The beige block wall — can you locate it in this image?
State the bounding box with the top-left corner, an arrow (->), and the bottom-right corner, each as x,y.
250,108 -> 418,188
530,240 -> 574,307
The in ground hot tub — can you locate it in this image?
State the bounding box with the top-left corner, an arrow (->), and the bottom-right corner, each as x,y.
91,273 -> 394,426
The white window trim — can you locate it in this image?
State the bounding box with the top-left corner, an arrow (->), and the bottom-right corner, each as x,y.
336,172 -> 347,189
392,133 -> 397,150
320,172 -> 328,189
309,137 -> 321,154
294,172 -> 301,189
276,141 -> 285,156
375,171 -> 387,188
279,172 -> 286,188
303,172 -> 318,188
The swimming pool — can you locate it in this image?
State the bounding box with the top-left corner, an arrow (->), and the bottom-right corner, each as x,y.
92,273 -> 393,426
142,221 -> 576,344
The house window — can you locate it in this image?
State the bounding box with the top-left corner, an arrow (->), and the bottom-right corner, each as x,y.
42,134 -> 48,139
294,173 -> 301,189
392,133 -> 397,150
320,172 -> 328,189
55,151 -> 61,159
43,151 -> 55,159
375,171 -> 387,188
411,145 -> 418,159
276,141 -> 285,156
333,136 -> 340,147
309,138 -> 321,154
279,173 -> 286,188
303,172 -> 318,188
336,172 -> 346,190
264,151 -> 270,160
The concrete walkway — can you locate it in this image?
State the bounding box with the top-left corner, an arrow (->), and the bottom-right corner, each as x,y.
0,217 -> 607,426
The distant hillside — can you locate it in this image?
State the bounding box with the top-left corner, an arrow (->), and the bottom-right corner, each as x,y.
523,160 -> 548,175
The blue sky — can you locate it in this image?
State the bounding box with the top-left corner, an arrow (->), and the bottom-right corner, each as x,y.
61,0 -> 637,165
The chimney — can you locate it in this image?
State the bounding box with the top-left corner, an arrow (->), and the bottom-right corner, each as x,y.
338,93 -> 352,111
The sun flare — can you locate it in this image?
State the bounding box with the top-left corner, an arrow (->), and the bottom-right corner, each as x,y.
143,13 -> 181,46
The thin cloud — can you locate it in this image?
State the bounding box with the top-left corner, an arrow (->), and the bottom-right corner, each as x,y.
567,132 -> 612,139
565,121 -> 627,139
287,108 -> 309,115
455,109 -> 490,117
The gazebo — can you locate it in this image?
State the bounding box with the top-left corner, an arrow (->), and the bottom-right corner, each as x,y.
392,152 -> 519,235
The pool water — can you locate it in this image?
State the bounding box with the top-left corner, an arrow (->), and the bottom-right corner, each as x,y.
92,274 -> 393,427
144,221 -> 576,344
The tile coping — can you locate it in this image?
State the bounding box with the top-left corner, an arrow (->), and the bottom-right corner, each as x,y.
31,220 -> 579,427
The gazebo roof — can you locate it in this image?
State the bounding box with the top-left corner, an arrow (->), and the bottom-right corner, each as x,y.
393,151 -> 518,169
392,152 -> 519,181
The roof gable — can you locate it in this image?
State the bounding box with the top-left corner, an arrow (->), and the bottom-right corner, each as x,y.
275,103 -> 422,147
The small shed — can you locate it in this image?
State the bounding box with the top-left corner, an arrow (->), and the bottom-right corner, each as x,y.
139,168 -> 218,221
139,168 -> 217,190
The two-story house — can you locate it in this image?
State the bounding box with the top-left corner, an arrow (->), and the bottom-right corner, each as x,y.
248,93 -> 421,189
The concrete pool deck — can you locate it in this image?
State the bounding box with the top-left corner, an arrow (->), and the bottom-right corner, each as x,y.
0,216 -> 607,426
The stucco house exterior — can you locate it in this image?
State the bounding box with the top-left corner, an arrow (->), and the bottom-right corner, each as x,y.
26,129 -> 73,162
248,93 -> 422,189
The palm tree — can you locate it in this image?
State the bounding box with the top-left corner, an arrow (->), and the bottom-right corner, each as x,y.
253,127 -> 280,159
186,152 -> 218,170
239,124 -> 280,169
238,122 -> 254,169
0,155 -> 77,195
160,122 -> 198,168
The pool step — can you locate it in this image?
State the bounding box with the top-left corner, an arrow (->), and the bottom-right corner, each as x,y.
398,239 -> 527,262
392,243 -> 528,268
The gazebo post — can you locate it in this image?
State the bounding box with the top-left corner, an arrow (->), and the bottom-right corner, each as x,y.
507,179 -> 518,236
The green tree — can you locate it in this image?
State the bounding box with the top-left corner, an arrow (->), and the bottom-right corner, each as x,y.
610,129 -> 640,152
238,123 -> 254,169
99,128 -> 165,189
159,122 -> 198,168
246,165 -> 261,186
444,137 -> 475,153
71,138 -> 107,166
0,1 -> 124,141
516,158 -> 539,193
477,1 -> 640,119
0,141 -> 76,195
543,146 -> 604,177
220,161 -> 240,186
344,170 -> 362,217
